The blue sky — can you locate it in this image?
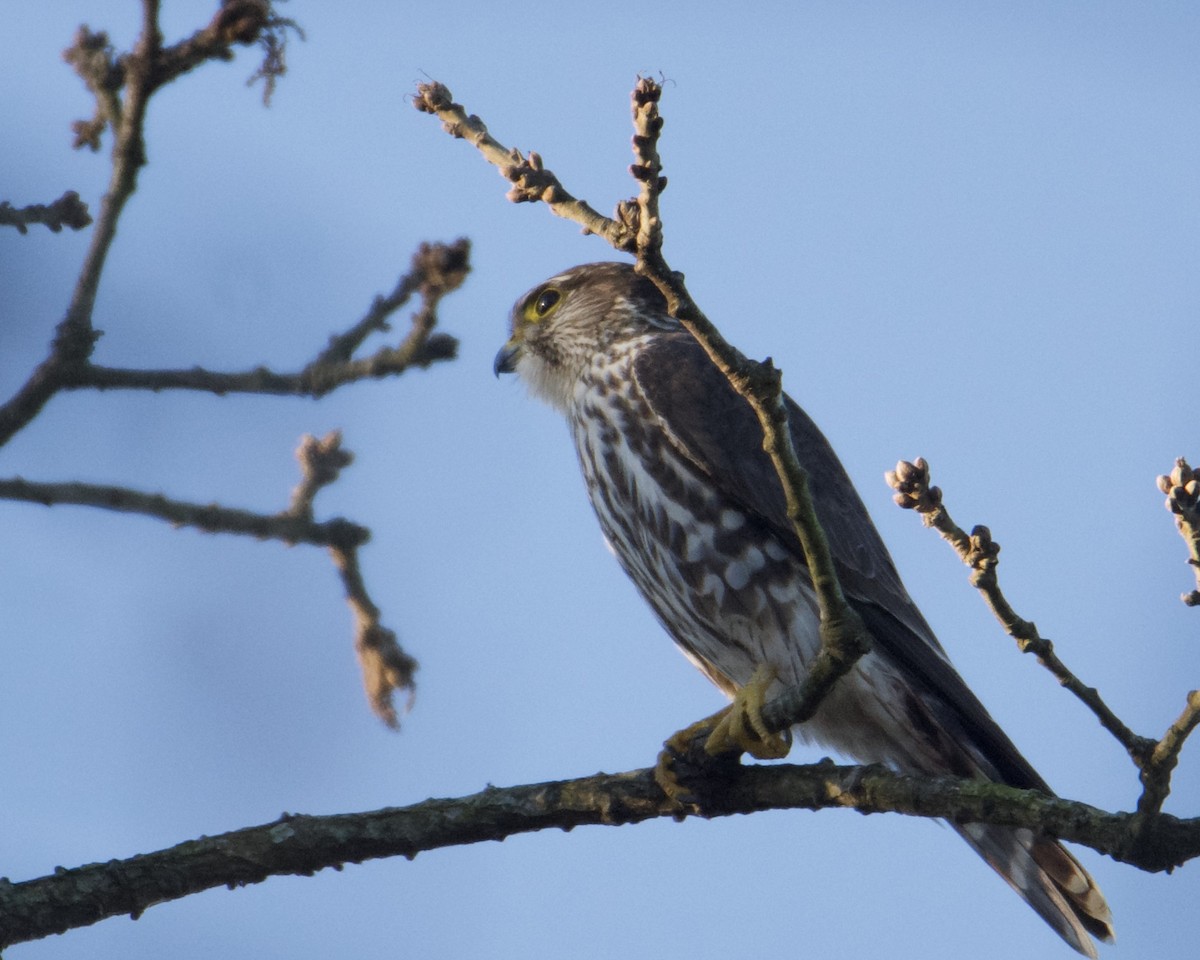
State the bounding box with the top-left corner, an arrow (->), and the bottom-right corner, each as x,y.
3,2 -> 1199,957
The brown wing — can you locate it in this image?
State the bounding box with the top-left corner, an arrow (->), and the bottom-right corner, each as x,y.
632,331 -> 1049,792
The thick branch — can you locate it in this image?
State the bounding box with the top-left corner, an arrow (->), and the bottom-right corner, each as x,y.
1,761 -> 1194,949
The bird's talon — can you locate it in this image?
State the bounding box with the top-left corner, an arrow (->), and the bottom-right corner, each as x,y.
703,665 -> 791,760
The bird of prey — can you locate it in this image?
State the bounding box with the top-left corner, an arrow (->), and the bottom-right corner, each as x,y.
494,261 -> 1114,956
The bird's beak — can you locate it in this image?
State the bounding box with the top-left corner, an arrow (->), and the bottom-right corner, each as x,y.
493,338 -> 522,377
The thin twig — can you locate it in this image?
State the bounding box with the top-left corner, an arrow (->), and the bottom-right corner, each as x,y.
0,192 -> 92,233
0,4 -> 285,449
886,457 -> 1154,765
412,82 -> 637,251
329,541 -> 417,728
1138,690 -> 1200,816
0,476 -> 367,549
51,240 -> 464,400
414,77 -> 872,746
623,78 -> 868,675
285,432 -> 417,725
1158,457 -> 1200,606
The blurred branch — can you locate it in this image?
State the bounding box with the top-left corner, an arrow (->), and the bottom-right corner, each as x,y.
1,5 -> 460,730
77,239 -> 468,399
1,760 -> 1195,950
0,2 -> 288,448
0,429 -> 415,726
286,433 -> 417,726
0,474 -> 367,548
0,191 -> 92,234
414,75 -> 871,759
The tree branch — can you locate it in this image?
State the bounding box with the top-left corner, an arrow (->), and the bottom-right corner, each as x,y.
75,239 -> 468,399
284,433 -> 417,726
1,760 -> 1194,950
886,457 -> 1153,757
622,78 -> 871,697
0,3 -> 289,449
413,76 -> 873,749
412,82 -> 637,251
1158,457 -> 1200,607
885,456 -> 1200,822
0,427 -> 417,727
0,191 -> 92,233
0,475 -> 366,548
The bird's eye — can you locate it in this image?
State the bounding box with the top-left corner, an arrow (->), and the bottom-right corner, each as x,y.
527,287 -> 563,321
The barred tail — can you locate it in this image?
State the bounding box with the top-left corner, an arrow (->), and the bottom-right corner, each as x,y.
957,822 -> 1115,957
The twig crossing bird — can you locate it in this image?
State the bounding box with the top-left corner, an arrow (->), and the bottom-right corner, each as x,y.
495,261 -> 1114,956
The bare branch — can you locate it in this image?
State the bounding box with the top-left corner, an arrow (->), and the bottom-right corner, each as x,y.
330,539 -> 417,728
1158,457 -> 1200,606
72,239 -> 466,399
0,4 -> 302,449
1138,690 -> 1200,816
412,82 -> 637,251
0,191 -> 92,234
0,476 -> 367,549
1,760 -> 1194,949
0,429 -> 416,728
415,76 -> 873,753
286,431 -> 353,519
283,432 -> 416,725
886,457 -> 1154,764
620,78 -> 869,685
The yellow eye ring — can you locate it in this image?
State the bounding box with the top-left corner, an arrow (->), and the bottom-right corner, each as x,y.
526,287 -> 562,321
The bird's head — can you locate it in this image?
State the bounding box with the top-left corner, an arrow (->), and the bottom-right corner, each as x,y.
494,261 -> 674,411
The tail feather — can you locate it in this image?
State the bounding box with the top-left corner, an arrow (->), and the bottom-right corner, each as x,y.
958,822 -> 1114,957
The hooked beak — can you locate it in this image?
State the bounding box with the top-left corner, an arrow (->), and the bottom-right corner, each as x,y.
493,339 -> 522,377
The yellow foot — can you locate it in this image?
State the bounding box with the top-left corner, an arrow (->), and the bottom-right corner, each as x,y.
654,665 -> 792,803
704,664 -> 792,760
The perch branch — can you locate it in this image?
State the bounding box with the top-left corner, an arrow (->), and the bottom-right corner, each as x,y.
1,761 -> 1195,950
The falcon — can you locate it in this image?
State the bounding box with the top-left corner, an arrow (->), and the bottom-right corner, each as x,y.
494,261 -> 1114,955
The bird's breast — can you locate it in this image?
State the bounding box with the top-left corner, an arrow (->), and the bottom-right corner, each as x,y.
568,355 -> 823,692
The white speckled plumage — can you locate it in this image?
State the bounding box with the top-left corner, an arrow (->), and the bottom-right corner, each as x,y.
497,262 -> 1114,956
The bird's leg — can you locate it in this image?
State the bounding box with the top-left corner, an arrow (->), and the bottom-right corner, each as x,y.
655,665 -> 792,803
